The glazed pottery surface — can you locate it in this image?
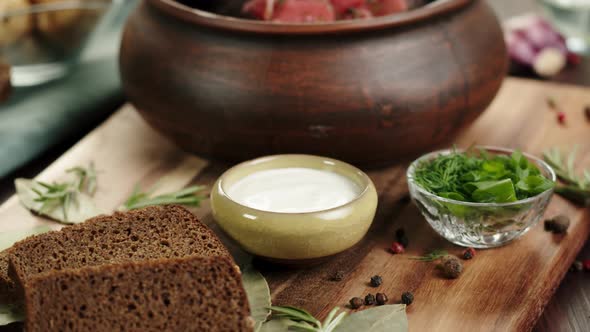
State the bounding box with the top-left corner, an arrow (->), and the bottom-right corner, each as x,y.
210,154 -> 378,261
120,0 -> 508,165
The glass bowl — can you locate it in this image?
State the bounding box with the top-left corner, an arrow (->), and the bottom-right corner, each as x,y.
407,146 -> 556,248
0,0 -> 115,86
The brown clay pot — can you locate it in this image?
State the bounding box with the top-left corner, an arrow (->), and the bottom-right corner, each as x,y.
120,0 -> 507,165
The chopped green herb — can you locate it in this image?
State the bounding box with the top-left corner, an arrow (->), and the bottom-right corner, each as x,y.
546,97 -> 557,109
412,148 -> 554,203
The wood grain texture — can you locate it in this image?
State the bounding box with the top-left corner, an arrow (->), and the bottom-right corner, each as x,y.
0,78 -> 589,331
483,3 -> 590,329
119,0 -> 507,165
0,106 -> 208,234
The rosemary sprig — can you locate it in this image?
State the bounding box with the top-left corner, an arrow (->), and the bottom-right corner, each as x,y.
408,250 -> 448,262
269,306 -> 346,332
66,162 -> 97,194
29,164 -> 97,222
543,147 -> 590,206
120,185 -> 206,211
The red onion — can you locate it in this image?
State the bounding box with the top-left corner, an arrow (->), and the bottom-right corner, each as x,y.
504,15 -> 578,77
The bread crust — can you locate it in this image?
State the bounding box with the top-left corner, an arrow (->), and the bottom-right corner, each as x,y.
24,256 -> 252,332
6,205 -> 251,331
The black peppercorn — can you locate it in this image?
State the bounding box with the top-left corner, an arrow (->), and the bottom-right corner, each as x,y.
370,275 -> 383,287
375,293 -> 388,305
398,235 -> 409,248
544,219 -> 554,232
401,292 -> 414,305
395,228 -> 405,238
364,293 -> 376,305
395,229 -> 409,248
554,218 -> 570,234
399,194 -> 411,204
330,270 -> 345,281
545,215 -> 570,234
349,297 -> 364,309
441,255 -> 463,279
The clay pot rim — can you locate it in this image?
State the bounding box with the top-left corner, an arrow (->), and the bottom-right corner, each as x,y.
147,0 -> 473,35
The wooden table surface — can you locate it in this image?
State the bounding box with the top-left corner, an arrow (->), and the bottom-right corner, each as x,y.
0,1 -> 588,331
487,0 -> 590,331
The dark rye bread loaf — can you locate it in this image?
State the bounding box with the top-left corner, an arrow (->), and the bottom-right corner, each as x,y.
8,205 -> 232,291
0,250 -> 17,303
24,256 -> 253,332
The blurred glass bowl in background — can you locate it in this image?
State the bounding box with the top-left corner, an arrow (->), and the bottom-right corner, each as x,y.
0,0 -> 115,86
538,0 -> 590,54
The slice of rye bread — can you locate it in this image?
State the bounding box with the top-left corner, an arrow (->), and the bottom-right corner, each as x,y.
0,250 -> 17,303
8,205 -> 233,297
24,256 -> 253,332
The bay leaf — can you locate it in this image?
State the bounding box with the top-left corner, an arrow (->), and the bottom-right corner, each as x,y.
1,225 -> 52,326
15,178 -> 103,224
0,303 -> 24,326
335,304 -> 408,332
0,225 -> 51,251
257,318 -> 294,332
242,266 -> 272,331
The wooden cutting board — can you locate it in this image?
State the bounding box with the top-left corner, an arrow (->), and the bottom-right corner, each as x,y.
1,78 -> 589,331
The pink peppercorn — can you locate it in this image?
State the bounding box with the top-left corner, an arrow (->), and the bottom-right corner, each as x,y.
462,247 -> 476,260
557,112 -> 566,124
567,52 -> 581,66
390,242 -> 405,254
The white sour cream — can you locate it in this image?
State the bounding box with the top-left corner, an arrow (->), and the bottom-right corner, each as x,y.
226,168 -> 361,213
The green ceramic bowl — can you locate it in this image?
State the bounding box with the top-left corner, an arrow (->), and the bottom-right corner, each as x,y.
211,154 -> 378,263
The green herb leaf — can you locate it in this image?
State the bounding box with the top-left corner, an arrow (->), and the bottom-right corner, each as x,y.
544,148 -> 581,186
413,149 -> 553,204
15,164 -> 100,224
515,175 -> 555,196
408,250 -> 448,262
258,319 -> 296,332
269,306 -> 321,327
323,308 -> 347,331
543,147 -> 590,206
1,226 -> 53,326
470,179 -> 517,203
266,306 -> 347,332
335,304 -> 407,332
0,303 -> 23,326
289,321 -> 320,332
120,185 -> 206,211
15,179 -> 102,224
260,305 -> 408,332
242,266 -> 271,331
66,162 -> 97,194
